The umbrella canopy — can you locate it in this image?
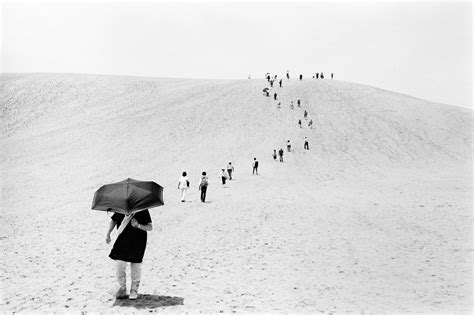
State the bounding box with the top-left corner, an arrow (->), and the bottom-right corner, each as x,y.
92,178 -> 164,215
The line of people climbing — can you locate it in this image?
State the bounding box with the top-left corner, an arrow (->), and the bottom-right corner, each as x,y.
177,158 -> 261,203
262,70 -> 334,82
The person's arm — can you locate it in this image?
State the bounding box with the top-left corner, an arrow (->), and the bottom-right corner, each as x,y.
131,218 -> 153,231
106,219 -> 117,244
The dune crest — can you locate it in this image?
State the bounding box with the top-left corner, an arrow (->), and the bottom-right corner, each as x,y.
1,73 -> 471,312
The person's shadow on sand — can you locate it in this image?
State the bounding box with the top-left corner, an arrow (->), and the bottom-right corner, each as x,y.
113,294 -> 184,309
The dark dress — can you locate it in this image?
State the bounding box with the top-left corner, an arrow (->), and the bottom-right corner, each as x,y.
109,210 -> 152,263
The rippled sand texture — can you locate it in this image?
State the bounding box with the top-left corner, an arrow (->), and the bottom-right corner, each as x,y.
1,73 -> 471,312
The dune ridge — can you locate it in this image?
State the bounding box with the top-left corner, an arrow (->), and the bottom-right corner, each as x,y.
0,73 -> 471,312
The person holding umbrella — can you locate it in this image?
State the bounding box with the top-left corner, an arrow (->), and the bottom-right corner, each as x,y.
106,210 -> 153,300
93,178 -> 164,301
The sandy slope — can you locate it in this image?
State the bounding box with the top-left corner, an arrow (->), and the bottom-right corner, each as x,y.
0,73 -> 471,312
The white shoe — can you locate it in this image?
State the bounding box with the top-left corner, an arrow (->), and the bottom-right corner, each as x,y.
129,289 -> 138,300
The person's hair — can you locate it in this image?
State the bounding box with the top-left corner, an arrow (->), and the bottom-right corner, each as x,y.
182,171 -> 187,176
202,171 -> 206,175
254,157 -> 256,160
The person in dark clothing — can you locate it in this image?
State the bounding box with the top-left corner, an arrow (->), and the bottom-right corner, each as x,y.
274,93 -> 277,100
304,110 -> 308,119
308,119 -> 313,129
321,72 -> 324,79
270,80 -> 274,87
226,162 -> 235,180
198,171 -> 209,202
266,91 -> 270,97
279,79 -> 282,87
316,73 -> 319,79
299,74 -> 303,80
252,158 -> 259,175
278,148 -> 284,162
273,149 -> 277,161
106,209 -> 153,300
298,119 -> 302,128
286,70 -> 290,79
304,137 -> 309,150
297,99 -> 301,107
331,73 -> 334,79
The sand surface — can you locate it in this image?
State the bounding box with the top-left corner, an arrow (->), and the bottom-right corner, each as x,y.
0,73 -> 472,312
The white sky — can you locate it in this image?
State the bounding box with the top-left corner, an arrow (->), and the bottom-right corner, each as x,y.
1,1 -> 472,108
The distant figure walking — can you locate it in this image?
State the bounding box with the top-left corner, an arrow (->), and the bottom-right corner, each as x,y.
198,172 -> 209,202
219,168 -> 229,186
286,70 -> 290,79
287,140 -> 292,152
316,73 -> 319,79
299,74 -> 303,81
178,171 -> 189,202
270,80 -> 274,88
252,158 -> 259,175
227,162 -> 235,180
308,119 -> 313,129
304,110 -> 308,119
277,102 -> 281,109
320,72 -> 324,79
273,149 -> 277,161
279,79 -> 282,87
278,148 -> 284,162
298,119 -> 302,128
266,73 -> 270,81
274,93 -> 277,100
297,99 -> 301,107
331,73 -> 334,79
304,137 -> 309,150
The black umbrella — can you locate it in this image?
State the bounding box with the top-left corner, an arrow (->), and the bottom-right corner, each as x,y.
92,178 -> 164,215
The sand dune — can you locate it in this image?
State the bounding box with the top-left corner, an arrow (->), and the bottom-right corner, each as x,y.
0,73 -> 471,312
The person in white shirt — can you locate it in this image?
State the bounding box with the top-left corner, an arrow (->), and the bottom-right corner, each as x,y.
226,162 -> 235,180
219,168 -> 229,186
177,171 -> 189,202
